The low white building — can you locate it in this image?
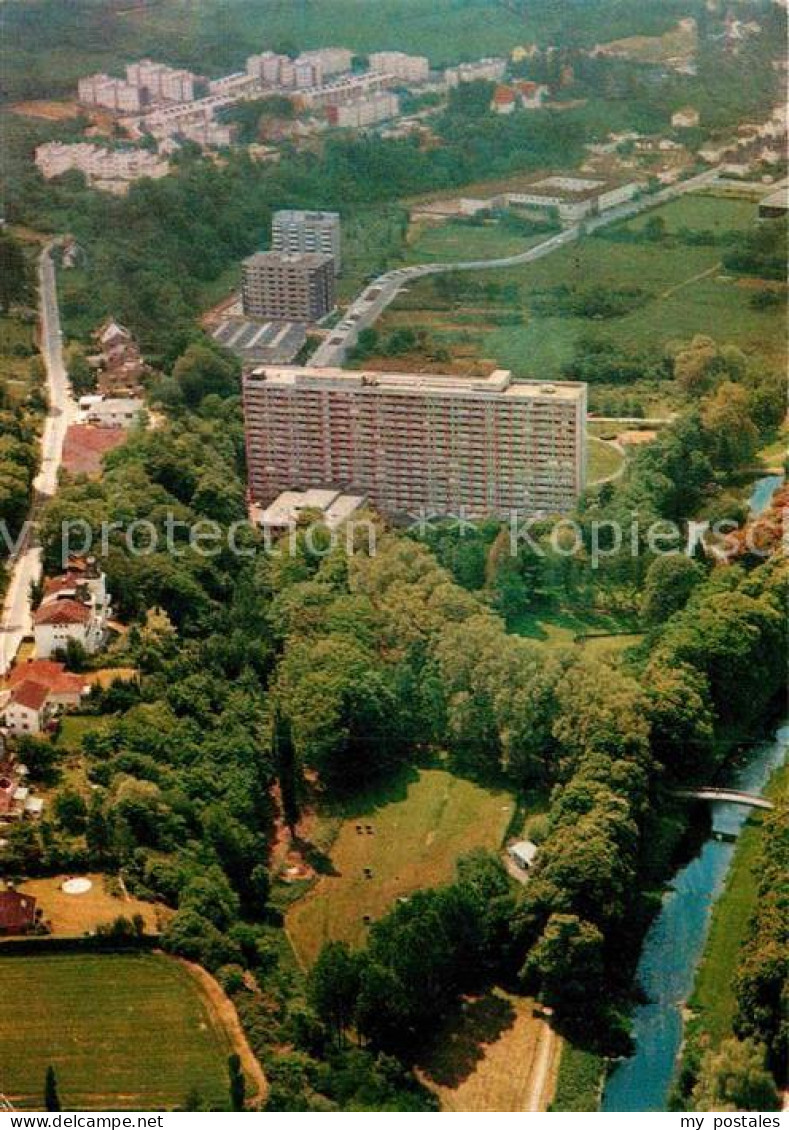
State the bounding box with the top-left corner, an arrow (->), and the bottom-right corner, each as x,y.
2,681 -> 53,736
508,840 -> 539,871
444,57 -> 507,87
252,489 -> 366,535
505,175 -> 640,224
671,107 -> 700,129
77,395 -> 145,428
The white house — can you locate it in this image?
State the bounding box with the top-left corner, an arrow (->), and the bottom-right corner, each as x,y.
3,680 -> 53,735
507,840 -> 539,871
33,559 -> 112,661
671,107 -> 700,129
516,81 -> 549,109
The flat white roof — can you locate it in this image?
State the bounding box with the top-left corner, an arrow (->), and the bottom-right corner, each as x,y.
256,488 -> 366,530
246,365 -> 585,403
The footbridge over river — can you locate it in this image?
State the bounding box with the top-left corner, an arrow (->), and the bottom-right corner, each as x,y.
672,788 -> 774,811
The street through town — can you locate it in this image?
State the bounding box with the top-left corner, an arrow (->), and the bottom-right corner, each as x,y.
0,243 -> 76,675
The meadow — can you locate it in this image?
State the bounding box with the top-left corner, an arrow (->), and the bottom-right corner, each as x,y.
383,193 -> 786,391
286,767 -> 515,967
0,952 -> 235,1110
403,220 -> 547,266
417,988 -> 560,1112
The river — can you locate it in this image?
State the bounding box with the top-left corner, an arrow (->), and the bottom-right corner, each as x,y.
601,720 -> 788,1111
602,475 -> 787,1112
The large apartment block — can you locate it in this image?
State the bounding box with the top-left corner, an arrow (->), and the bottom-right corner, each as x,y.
368,51 -> 430,84
272,210 -> 341,273
242,366 -> 586,518
241,252 -> 336,322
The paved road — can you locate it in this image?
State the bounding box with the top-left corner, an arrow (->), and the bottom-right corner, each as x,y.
309,166 -> 723,368
0,243 -> 75,676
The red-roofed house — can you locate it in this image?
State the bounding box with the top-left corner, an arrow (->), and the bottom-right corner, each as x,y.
3,679 -> 54,735
516,80 -> 549,108
491,85 -> 517,114
0,888 -> 37,935
6,660 -> 89,708
33,557 -> 112,660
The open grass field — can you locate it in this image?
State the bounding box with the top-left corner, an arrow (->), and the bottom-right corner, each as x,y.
685,763 -> 788,1051
18,874 -> 163,936
587,436 -> 625,484
55,714 -> 111,752
417,988 -> 560,1111
618,192 -> 759,236
510,606 -> 640,651
286,767 -> 515,967
403,220 -> 546,266
0,953 -> 235,1110
384,194 -> 786,383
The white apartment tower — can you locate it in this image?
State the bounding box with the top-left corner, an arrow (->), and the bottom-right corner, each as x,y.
271,210 -> 342,274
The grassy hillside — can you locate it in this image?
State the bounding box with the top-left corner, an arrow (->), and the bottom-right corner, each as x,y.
0,0 -> 691,101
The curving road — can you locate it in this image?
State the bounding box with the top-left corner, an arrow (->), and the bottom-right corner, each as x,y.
0,243 -> 76,676
309,166 -> 723,368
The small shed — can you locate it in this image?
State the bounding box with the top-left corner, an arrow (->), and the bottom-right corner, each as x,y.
507,840 -> 539,871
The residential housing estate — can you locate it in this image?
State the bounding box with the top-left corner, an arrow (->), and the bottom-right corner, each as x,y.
35,142 -> 169,195
242,366 -> 586,519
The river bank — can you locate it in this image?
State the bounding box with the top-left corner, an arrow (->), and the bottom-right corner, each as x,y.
671,758 -> 787,1109
601,719 -> 788,1112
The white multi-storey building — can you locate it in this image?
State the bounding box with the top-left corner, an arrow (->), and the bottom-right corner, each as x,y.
325,91 -> 400,129
444,58 -> 507,87
77,74 -> 146,112
298,47 -> 354,78
243,366 -> 587,519
272,210 -> 341,273
35,143 -> 169,194
368,51 -> 430,84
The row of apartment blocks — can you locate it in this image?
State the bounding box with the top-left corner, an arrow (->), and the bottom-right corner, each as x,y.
34,142 -> 169,194
78,61 -> 201,112
242,366 -> 586,519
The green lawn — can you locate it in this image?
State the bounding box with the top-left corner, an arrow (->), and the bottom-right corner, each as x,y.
510,607 -> 640,650
56,714 -> 109,752
0,953 -> 234,1110
551,1046 -> 605,1112
286,767 -> 515,967
617,192 -> 758,236
404,220 -> 547,266
587,436 -> 625,484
